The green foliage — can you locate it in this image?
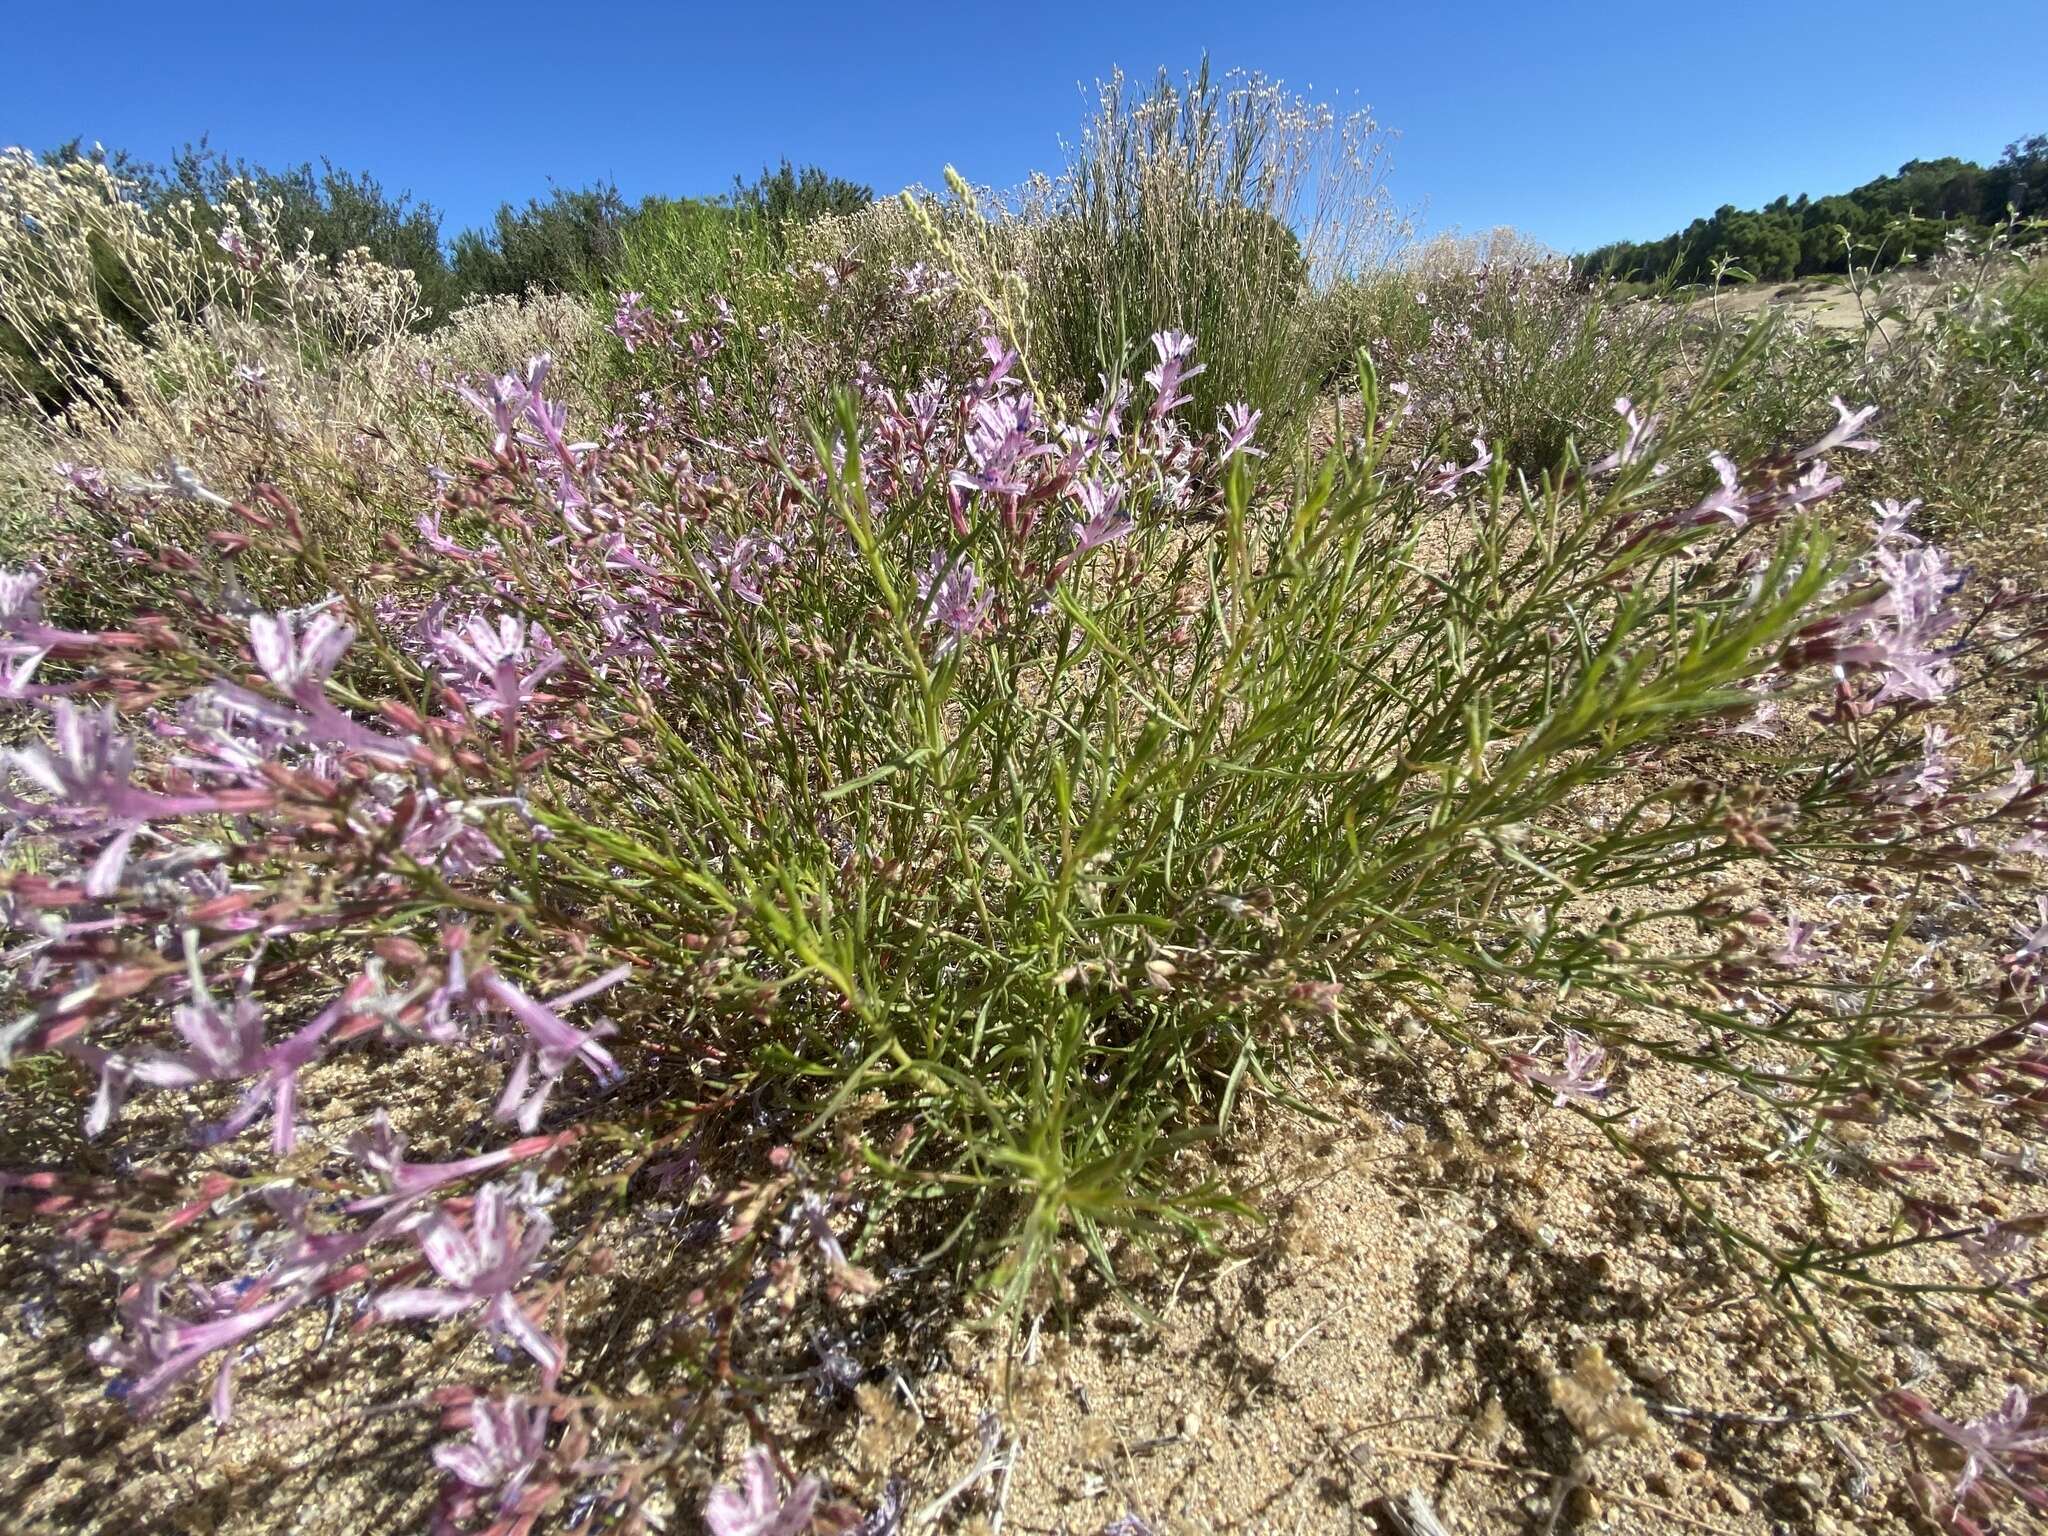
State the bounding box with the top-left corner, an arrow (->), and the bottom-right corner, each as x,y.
728,158 -> 874,228
1582,135 -> 2048,284
450,183 -> 631,302
1311,256 -> 1686,475
995,61 -> 1401,441
1691,238 -> 2048,532
150,141 -> 461,315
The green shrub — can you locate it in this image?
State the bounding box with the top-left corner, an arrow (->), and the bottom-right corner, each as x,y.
991,62 -> 1404,442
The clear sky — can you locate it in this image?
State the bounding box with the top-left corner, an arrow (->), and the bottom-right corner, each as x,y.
7,0 -> 2045,255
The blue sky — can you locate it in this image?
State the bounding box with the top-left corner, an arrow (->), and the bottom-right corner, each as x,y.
8,1 -> 2044,254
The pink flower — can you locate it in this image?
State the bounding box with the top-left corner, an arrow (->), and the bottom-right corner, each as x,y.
951,393 -> 1054,501
85,971 -> 365,1150
3,701 -> 244,895
2008,895 -> 2048,966
372,1181 -> 563,1377
91,1274 -> 302,1417
1859,545 -> 1962,704
704,1447 -> 820,1536
1423,438 -> 1493,498
918,554 -> 994,657
427,611 -> 566,745
1677,452 -> 1749,530
1143,330 -> 1204,420
250,610 -> 354,693
1888,1384 -> 2048,1508
347,1111 -> 546,1209
1797,396 -> 1879,460
1770,910 -> 1828,968
475,965 -> 630,1133
1070,478 -> 1133,556
231,611 -> 415,761
1508,1032 -> 1611,1108
434,1395 -> 550,1527
1872,497 -> 1923,547
610,291 -> 654,353
1875,723 -> 1955,805
1586,396 -> 1663,475
1217,403 -> 1264,462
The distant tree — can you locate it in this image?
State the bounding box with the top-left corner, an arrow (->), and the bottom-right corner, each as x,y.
1577,137 -> 2045,284
728,160 -> 873,227
152,142 -> 459,314
39,137 -> 166,192
449,183 -> 631,300
1987,134 -> 2048,217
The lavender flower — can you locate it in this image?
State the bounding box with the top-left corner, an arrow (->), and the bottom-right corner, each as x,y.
1423,438 -> 1494,498
1797,396 -> 1879,460
1959,1219 -> 2036,1289
428,611 -> 566,738
610,291 -> 654,353
1070,478 -> 1133,556
373,1180 -> 563,1376
2,701 -> 239,895
1892,1384 -> 2048,1507
251,609 -> 354,693
1217,403 -> 1264,462
1143,330 -> 1204,420
699,533 -> 788,608
951,393 -> 1054,501
2008,896 -> 2048,967
1875,723 -> 1955,805
1770,910 -> 1828,968
1586,395 -> 1663,475
456,356 -> 575,465
918,553 -> 993,657
434,1395 -> 550,1520
90,1273 -> 305,1418
87,966 -> 362,1150
704,1446 -> 820,1536
348,1111 -> 539,1209
235,610 -> 415,761
1081,376 -> 1131,446
1872,497 -> 1923,547
1858,544 -> 1962,704
475,966 -> 630,1133
1676,452 -> 1748,530
1509,1032 -> 1611,1108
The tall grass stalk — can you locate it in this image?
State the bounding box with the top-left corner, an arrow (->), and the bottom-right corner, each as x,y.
990,63 -> 1404,441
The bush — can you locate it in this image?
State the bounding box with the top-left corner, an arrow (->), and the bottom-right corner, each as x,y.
0,148 -> 601,588
1690,229 -> 2048,532
145,141 -> 464,317
451,183 -> 632,302
983,62 -> 1404,445
1322,241 -> 1686,474
607,194 -> 983,420
729,159 -> 875,232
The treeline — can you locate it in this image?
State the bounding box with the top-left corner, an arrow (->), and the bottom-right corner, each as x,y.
1580,134 -> 2047,284
44,139 -> 874,317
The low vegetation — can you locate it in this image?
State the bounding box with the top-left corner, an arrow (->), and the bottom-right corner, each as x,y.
2,71 -> 2047,1536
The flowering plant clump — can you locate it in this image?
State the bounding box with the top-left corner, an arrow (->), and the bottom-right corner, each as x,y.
4,166 -> 2048,1530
